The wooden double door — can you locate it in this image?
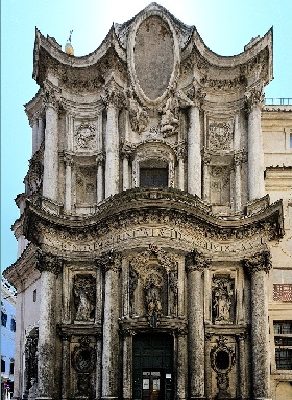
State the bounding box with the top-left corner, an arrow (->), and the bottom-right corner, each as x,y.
132,333 -> 173,400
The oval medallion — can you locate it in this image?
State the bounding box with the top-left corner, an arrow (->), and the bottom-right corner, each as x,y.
134,16 -> 174,101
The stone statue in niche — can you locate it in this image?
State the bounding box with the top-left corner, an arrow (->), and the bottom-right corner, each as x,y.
144,272 -> 163,327
127,89 -> 149,133
73,274 -> 96,321
75,123 -> 96,150
161,91 -> 179,137
212,277 -> 235,324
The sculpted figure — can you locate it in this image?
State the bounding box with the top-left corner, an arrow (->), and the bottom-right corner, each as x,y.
144,273 -> 163,316
212,278 -> 234,324
161,92 -> 179,137
73,274 -> 96,321
127,89 -> 149,133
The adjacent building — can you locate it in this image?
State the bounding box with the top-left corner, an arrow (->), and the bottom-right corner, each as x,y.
3,3 -> 292,400
1,277 -> 16,400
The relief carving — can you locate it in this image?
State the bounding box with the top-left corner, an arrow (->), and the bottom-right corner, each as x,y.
27,152 -> 43,195
24,328 -> 39,396
212,276 -> 235,324
72,337 -> 96,397
208,121 -> 231,150
73,274 -> 96,322
74,123 -> 96,150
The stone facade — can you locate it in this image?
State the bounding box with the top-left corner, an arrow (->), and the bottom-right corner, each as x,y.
3,3 -> 292,400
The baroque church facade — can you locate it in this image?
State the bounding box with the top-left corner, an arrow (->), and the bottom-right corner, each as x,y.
4,3 -> 292,400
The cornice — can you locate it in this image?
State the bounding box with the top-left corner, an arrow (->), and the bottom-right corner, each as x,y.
23,188 -> 284,244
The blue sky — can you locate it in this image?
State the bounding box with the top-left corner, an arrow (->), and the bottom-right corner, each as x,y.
1,0 -> 292,273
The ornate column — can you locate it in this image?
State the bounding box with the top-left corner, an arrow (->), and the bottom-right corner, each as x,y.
64,153 -> 73,212
43,86 -> 60,201
97,251 -> 121,400
35,249 -> 63,400
236,333 -> 247,399
186,250 -> 210,399
96,153 -> 104,203
38,114 -> 45,150
121,329 -> 133,400
177,142 -> 186,191
234,151 -> 244,212
176,328 -> 188,400
188,90 -> 204,197
244,250 -> 271,400
103,86 -> 125,198
121,142 -> 132,192
202,152 -> 211,203
204,333 -> 213,400
245,87 -> 265,201
31,115 -> 39,155
61,335 -> 70,400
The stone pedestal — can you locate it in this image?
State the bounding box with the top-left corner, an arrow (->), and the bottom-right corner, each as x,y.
244,251 -> 271,400
35,250 -> 62,400
246,88 -> 265,201
186,251 -> 210,399
43,95 -> 59,201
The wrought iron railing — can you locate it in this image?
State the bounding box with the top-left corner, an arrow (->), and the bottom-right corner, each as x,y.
265,98 -> 292,105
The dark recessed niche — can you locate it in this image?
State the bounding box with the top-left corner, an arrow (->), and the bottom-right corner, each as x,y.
215,350 -> 230,371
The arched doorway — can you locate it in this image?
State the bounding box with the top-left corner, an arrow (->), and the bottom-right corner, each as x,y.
132,333 -> 173,400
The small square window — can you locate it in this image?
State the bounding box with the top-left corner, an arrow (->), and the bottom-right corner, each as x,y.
1,359 -> 5,373
10,318 -> 16,332
9,361 -> 14,375
1,311 -> 7,327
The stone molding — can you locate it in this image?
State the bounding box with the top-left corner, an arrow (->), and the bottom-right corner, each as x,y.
185,249 -> 211,272
243,250 -> 271,274
35,248 -> 63,275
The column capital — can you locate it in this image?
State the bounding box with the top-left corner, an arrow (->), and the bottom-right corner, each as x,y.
96,152 -> 105,165
95,250 -> 122,272
43,82 -> 61,112
102,86 -> 126,110
35,248 -> 63,275
64,151 -> 74,166
234,150 -> 247,166
176,141 -> 187,161
120,141 -> 134,159
186,86 -> 205,108
243,250 -> 271,274
244,85 -> 265,112
202,148 -> 212,165
186,250 -> 211,272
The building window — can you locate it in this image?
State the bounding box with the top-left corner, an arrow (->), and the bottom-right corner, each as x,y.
33,289 -> 36,302
9,361 -> 14,375
1,311 -> 7,327
10,318 -> 16,332
1,359 -> 5,373
274,320 -> 292,370
140,168 -> 168,187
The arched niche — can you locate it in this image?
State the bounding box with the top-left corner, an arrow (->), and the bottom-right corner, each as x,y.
131,141 -> 177,188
